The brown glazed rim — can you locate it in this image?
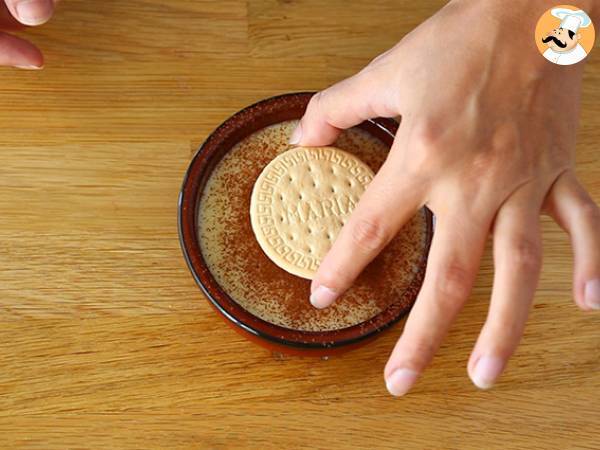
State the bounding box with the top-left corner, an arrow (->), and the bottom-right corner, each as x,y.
178,92 -> 434,351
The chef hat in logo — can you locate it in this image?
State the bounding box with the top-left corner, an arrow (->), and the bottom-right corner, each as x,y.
551,8 -> 592,33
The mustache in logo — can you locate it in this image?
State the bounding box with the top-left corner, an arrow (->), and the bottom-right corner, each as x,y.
542,35 -> 567,48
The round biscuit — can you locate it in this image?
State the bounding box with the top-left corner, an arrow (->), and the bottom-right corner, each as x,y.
250,146 -> 374,279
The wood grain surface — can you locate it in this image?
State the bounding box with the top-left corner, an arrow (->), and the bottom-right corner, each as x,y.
1,1 -> 599,449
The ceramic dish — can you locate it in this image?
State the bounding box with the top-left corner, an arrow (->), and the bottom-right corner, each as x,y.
178,92 -> 433,356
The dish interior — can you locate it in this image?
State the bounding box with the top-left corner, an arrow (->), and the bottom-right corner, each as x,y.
197,120 -> 429,332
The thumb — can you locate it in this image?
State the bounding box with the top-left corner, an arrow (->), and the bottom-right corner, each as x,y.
0,1 -> 22,30
3,0 -> 54,26
291,70 -> 402,147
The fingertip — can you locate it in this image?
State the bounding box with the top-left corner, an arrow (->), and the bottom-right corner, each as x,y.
297,119 -> 342,147
583,279 -> 600,310
385,368 -> 419,397
469,355 -> 505,390
309,285 -> 338,309
573,284 -> 593,312
295,92 -> 345,147
289,122 -> 302,145
15,63 -> 43,70
15,44 -> 43,68
0,32 -> 44,68
10,0 -> 54,26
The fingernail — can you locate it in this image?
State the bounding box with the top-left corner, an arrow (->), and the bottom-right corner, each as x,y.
471,355 -> 504,390
15,0 -> 53,26
385,369 -> 419,397
289,123 -> 302,145
309,285 -> 338,309
584,279 -> 600,310
15,64 -> 44,70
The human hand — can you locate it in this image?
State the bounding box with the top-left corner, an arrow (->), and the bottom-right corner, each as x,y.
292,0 -> 600,395
0,0 -> 56,69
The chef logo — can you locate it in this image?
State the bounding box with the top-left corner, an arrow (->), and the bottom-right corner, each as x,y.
535,5 -> 595,65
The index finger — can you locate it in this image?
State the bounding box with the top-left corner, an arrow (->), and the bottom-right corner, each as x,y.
0,31 -> 43,68
309,140 -> 425,308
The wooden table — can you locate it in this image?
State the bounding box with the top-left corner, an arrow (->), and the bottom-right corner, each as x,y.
1,1 -> 598,448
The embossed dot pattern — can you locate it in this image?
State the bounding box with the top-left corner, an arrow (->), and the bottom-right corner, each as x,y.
250,146 -> 374,279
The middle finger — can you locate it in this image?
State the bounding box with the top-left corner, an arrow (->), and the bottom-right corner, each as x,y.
468,185 -> 543,389
384,206 -> 493,396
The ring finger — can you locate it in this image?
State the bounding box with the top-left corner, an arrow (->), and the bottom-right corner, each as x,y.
468,185 -> 544,389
